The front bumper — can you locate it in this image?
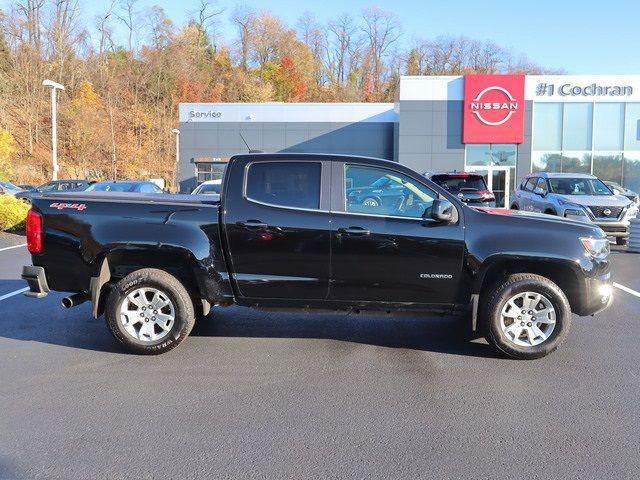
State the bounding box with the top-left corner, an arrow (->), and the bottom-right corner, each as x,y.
21,266 -> 50,298
576,272 -> 613,316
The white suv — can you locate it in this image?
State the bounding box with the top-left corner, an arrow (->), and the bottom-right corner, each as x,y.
511,173 -> 638,245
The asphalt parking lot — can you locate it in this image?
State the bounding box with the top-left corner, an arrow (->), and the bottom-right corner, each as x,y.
1,236 -> 639,479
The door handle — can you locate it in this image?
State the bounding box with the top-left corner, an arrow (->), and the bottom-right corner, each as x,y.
338,226 -> 371,236
238,220 -> 268,230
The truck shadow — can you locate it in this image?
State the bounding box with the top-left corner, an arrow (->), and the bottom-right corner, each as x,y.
191,306 -> 499,359
0,289 -> 496,358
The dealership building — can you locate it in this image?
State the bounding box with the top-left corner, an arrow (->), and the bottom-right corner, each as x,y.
177,74 -> 640,207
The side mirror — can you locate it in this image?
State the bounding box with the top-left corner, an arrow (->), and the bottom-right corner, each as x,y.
533,186 -> 546,196
612,188 -> 621,195
426,199 -> 454,223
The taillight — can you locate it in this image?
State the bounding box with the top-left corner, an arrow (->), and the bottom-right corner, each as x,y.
479,190 -> 495,201
26,209 -> 42,254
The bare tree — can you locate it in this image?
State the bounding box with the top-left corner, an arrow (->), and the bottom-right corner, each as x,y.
231,4 -> 254,69
190,0 -> 224,54
296,12 -> 324,85
117,0 -> 138,53
360,7 -> 400,92
96,0 -> 116,57
326,13 -> 361,85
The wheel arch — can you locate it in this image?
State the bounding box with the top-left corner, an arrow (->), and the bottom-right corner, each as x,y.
473,256 -> 582,313
91,246 -> 227,318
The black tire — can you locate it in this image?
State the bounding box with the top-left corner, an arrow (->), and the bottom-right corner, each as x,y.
544,209 -> 556,215
361,197 -> 380,207
510,204 -> 519,210
481,273 -> 571,360
105,268 -> 195,355
616,237 -> 628,246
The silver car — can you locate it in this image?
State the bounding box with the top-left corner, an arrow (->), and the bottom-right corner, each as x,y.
511,172 -> 638,245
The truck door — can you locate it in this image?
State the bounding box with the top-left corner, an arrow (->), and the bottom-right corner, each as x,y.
222,158 -> 331,300
329,162 -> 466,305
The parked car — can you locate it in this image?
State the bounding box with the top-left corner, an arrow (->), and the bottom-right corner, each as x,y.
511,173 -> 638,245
22,153 -> 613,360
0,181 -> 24,196
425,171 -> 496,207
191,179 -> 222,195
603,180 -> 639,205
15,179 -> 94,203
85,181 -> 165,193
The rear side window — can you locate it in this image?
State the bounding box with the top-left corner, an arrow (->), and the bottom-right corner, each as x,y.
524,178 -> 537,192
246,162 -> 321,210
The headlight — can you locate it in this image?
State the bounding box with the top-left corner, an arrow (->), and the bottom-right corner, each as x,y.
580,237 -> 610,260
564,208 -> 586,217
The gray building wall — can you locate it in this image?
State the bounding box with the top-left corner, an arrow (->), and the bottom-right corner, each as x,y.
178,121 -> 395,193
397,99 -> 534,179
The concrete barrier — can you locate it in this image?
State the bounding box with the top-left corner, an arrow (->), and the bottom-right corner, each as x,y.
628,217 -> 640,253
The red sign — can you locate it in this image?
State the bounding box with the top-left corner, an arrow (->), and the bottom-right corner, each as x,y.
463,74 -> 525,144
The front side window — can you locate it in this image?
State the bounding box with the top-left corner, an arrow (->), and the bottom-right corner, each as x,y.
535,178 -> 548,193
246,162 -> 321,210
345,164 -> 436,218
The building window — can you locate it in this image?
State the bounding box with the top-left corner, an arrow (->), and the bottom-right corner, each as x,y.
624,103 -> 640,151
562,103 -> 593,150
532,102 -> 640,190
593,153 -> 623,185
533,103 -> 562,150
196,162 -> 227,184
465,144 -> 517,167
623,152 -> 640,194
594,103 -> 624,151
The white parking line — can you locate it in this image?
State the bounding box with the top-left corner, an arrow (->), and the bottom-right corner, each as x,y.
0,243 -> 27,252
614,282 -> 640,299
0,287 -> 29,301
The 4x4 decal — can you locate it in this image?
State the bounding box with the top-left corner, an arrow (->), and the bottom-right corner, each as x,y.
49,202 -> 87,211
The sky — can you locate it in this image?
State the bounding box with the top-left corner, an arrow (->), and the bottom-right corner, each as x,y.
4,0 -> 640,74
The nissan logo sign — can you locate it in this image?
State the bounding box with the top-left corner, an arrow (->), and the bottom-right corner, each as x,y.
469,86 -> 519,126
603,208 -> 612,216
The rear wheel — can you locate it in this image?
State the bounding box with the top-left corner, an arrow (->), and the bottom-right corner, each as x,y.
544,209 -> 556,215
510,203 -> 519,210
481,273 -> 571,360
105,268 -> 195,354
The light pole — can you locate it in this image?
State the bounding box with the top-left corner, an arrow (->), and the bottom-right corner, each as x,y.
42,79 -> 65,180
172,129 -> 180,192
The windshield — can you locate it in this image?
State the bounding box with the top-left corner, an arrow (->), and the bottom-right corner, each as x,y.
432,175 -> 487,192
370,177 -> 390,189
0,181 -> 20,191
86,182 -> 137,192
194,183 -> 221,194
549,178 -> 612,196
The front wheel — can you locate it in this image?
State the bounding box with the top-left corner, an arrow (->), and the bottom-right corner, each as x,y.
481,273 -> 571,360
105,268 -> 195,354
361,197 -> 380,207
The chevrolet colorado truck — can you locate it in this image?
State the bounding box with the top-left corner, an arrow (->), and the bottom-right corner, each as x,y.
22,153 -> 613,359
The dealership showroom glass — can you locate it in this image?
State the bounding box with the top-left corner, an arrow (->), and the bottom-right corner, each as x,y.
177,74 -> 640,208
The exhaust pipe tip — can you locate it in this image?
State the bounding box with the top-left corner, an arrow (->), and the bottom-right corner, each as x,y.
62,293 -> 88,308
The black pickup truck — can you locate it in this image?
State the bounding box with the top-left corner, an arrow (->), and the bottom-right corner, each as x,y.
22,153 -> 613,359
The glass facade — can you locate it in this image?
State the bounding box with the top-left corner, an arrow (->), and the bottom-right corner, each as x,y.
532,102 -> 640,191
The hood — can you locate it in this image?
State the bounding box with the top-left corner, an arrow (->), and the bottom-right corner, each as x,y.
553,194 -> 631,207
471,206 -> 604,231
